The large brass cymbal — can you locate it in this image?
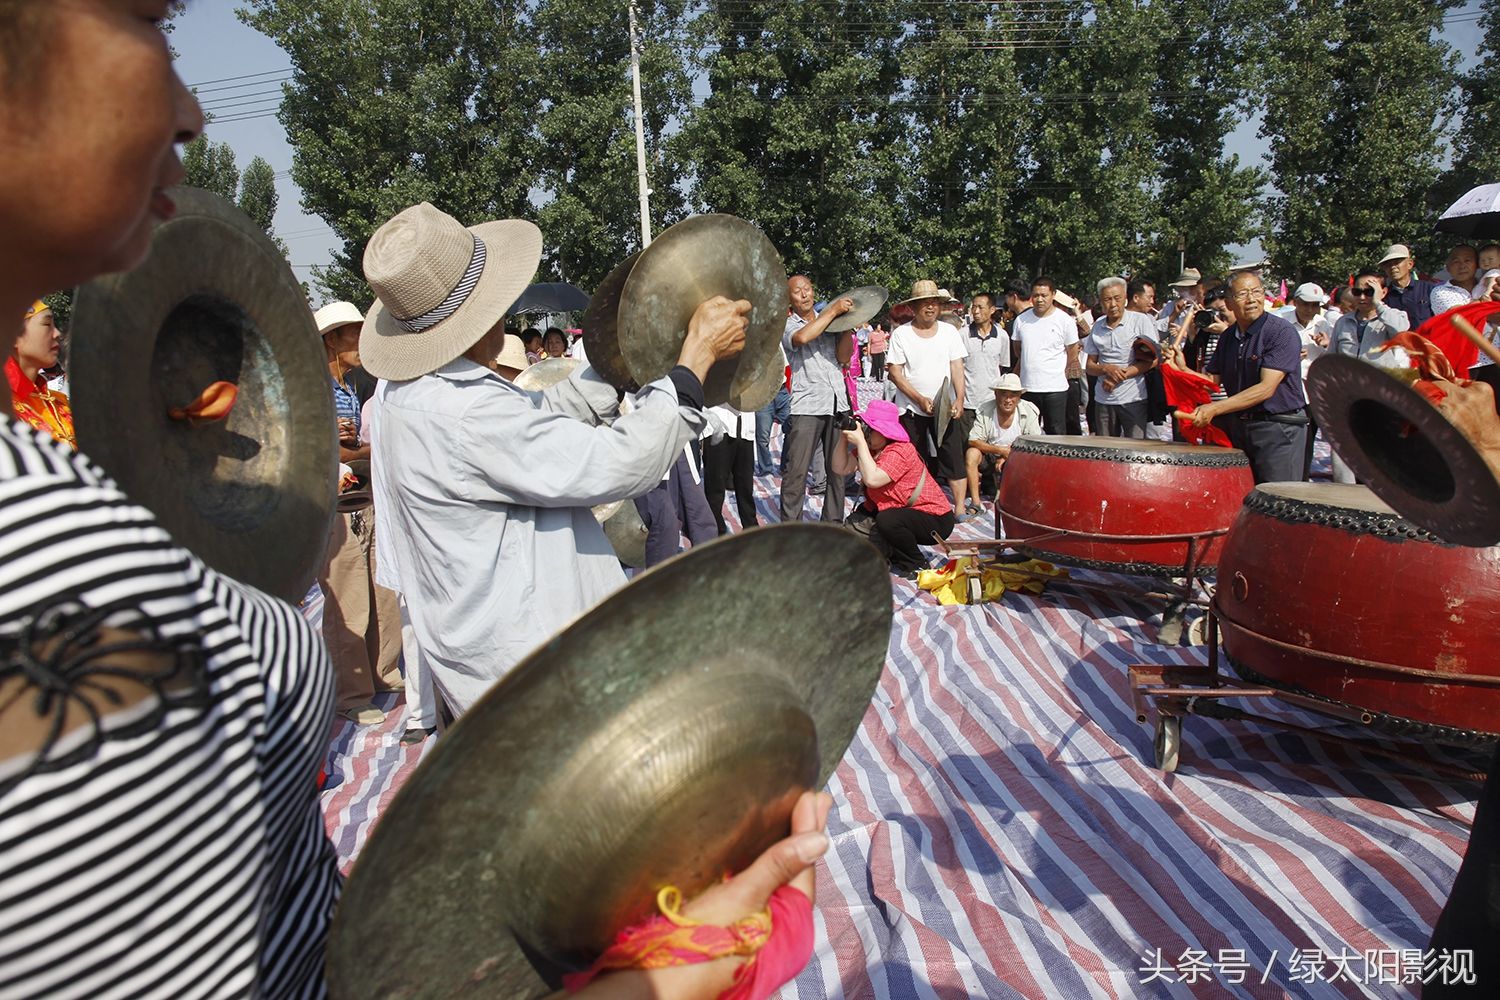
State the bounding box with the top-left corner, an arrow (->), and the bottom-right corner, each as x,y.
327,524 -> 892,999
70,187 -> 336,602
933,377 -> 954,445
585,215 -> 790,411
825,285 -> 890,334
1306,353 -> 1500,547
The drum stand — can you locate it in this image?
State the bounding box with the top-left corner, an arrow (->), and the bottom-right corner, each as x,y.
1128,612 -> 1490,782
936,521 -> 1224,645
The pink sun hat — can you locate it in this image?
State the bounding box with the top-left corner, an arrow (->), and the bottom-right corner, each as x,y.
859,399 -> 910,443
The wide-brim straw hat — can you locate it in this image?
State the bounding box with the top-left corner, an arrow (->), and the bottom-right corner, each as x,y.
314,300 -> 365,337
494,331 -> 531,373
896,278 -> 945,307
361,202 -> 543,381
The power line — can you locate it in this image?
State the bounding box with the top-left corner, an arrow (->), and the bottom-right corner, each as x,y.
185,67 -> 293,89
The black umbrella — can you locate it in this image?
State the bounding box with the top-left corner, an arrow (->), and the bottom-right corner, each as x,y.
1435,182 -> 1500,237
510,282 -> 590,314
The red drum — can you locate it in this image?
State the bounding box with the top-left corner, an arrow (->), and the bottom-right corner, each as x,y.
1214,483 -> 1500,744
998,436 -> 1255,576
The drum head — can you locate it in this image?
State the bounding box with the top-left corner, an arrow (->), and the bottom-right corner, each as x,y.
1307,353 -> 1500,547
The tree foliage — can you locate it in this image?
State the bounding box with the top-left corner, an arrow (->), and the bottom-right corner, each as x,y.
238,1 -> 1485,306
182,136 -> 241,202
1262,0 -> 1461,283
240,0 -> 540,307
1439,0 -> 1500,217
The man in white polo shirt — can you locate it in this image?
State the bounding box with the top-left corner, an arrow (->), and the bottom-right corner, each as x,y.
1010,276 -> 1079,434
1084,276 -> 1158,438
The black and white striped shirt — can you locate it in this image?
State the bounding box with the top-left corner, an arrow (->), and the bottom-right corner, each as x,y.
0,420 -> 340,998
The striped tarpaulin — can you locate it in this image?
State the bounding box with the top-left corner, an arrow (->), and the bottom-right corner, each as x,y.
314,396 -> 1472,997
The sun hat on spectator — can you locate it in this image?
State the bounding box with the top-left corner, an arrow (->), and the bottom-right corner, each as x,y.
895,279 -> 945,307
858,399 -> 910,443
993,373 -> 1025,394
314,300 -> 365,336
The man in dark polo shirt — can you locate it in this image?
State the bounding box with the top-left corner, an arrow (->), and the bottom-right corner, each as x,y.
1183,271 -> 1308,484
1378,243 -> 1438,327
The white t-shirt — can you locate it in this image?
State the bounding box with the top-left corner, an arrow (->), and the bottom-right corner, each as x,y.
1012,307 -> 1079,393
887,321 -> 967,413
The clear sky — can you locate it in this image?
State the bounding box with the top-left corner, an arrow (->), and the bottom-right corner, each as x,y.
174,3 -> 1489,293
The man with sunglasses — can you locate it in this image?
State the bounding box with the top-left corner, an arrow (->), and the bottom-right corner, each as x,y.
1182,272 -> 1309,484
1331,268 -> 1411,363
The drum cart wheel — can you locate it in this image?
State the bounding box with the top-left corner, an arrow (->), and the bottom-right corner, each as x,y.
1153,715 -> 1181,773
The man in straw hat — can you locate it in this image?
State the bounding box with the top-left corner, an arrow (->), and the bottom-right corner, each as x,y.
886,279 -> 971,511
359,202 -> 749,715
314,300 -> 404,724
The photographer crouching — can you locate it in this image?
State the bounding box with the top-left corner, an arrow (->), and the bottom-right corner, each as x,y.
832,400 -> 955,575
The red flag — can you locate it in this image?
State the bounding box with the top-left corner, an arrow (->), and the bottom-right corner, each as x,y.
1160,364 -> 1233,447
1411,300 -> 1500,374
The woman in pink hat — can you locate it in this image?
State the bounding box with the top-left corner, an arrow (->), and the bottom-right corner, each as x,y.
832,399 -> 955,573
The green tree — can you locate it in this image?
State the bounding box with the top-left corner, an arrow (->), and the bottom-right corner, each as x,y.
1008,1 -> 1162,291
676,1 -> 909,295
530,0 -> 693,289
240,0 -> 541,307
1262,0 -> 1460,283
237,155 -> 289,258
182,136 -> 240,202
895,2 -> 1025,296
1435,0 -> 1500,220
1145,0 -> 1267,283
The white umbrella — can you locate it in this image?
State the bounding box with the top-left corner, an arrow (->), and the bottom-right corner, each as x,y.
1436,182 -> 1500,237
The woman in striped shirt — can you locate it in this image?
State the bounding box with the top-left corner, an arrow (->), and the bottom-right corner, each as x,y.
0,5 -> 827,998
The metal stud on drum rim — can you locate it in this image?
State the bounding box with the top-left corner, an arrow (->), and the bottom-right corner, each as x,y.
1306,353 -> 1500,547
70,186 -> 336,603
327,524 -> 892,999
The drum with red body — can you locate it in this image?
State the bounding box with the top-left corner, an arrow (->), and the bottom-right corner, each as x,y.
1214,483 -> 1500,744
998,436 -> 1255,576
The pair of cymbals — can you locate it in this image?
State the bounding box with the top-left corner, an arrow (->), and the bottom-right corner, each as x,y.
583,215 -> 790,411
825,285 -> 889,334
327,524 -> 892,998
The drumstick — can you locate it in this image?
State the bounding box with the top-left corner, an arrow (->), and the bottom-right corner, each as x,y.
1451,315 -> 1500,367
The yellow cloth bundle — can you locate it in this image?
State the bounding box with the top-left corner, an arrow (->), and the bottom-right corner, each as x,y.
916,556 -> 1067,606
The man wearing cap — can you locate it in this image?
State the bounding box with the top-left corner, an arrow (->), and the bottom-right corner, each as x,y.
1184,271 -> 1309,484
360,202 -> 748,715
1379,243 -> 1437,326
1084,276 -> 1158,438
1011,276 -> 1079,434
780,275 -> 854,523
1286,283 -> 1333,479
1157,267 -> 1202,334
314,300 -> 404,724
964,373 -> 1041,512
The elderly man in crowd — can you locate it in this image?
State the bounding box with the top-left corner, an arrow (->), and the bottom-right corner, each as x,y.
965,373 -> 1041,516
1328,268 -> 1411,484
360,202 -> 747,715
1084,276 -> 1158,438
314,300 -> 403,725
780,275 -> 854,522
1432,244 -> 1481,315
1379,243 -> 1437,326
958,290 -> 1010,517
1184,272 -> 1308,484
1011,277 -> 1080,434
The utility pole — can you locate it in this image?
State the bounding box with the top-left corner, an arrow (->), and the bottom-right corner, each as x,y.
628,0 -> 652,248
